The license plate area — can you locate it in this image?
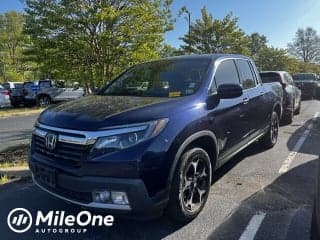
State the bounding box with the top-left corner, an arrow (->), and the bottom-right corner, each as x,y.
34,164 -> 56,188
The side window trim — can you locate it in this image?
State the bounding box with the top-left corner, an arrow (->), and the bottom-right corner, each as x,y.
248,61 -> 259,85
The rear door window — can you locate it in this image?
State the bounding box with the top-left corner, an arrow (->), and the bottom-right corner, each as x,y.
235,60 -> 256,90
39,81 -> 51,88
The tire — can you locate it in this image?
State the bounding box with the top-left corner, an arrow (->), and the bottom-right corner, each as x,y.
260,111 -> 279,149
38,95 -> 51,107
166,148 -> 212,222
10,101 -> 20,108
294,101 -> 301,115
282,107 -> 294,125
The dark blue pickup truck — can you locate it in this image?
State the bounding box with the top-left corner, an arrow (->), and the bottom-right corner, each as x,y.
29,54 -> 283,222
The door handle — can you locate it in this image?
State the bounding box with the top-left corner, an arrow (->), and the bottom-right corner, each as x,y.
243,97 -> 249,104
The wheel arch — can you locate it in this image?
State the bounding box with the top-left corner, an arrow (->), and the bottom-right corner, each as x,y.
167,130 -> 219,188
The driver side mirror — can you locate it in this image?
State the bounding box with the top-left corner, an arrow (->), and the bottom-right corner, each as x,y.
217,84 -> 243,99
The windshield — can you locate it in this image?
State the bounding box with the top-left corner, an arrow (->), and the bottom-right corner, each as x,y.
102,59 -> 210,98
293,74 -> 316,81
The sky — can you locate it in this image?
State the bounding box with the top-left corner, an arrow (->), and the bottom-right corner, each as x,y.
1,0 -> 320,49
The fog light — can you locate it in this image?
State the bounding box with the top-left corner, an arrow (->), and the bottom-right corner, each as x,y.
111,191 -> 129,205
92,191 -> 111,203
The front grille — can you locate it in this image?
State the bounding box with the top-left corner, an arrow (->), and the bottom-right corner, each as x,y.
33,134 -> 90,167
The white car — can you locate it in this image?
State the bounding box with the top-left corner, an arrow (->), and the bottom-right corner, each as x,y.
0,85 -> 11,108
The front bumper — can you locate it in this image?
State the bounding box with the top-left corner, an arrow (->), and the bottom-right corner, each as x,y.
29,161 -> 169,214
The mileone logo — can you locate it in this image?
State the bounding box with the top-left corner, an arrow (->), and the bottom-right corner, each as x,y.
7,208 -> 114,234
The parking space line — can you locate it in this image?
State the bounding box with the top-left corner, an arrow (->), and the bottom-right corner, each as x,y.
239,211 -> 266,240
279,112 -> 319,174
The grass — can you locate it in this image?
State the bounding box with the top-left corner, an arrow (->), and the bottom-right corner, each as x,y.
0,174 -> 10,185
0,161 -> 28,169
0,107 -> 44,118
0,145 -> 29,169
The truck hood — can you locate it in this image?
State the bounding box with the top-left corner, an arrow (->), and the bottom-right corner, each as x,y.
38,95 -> 192,130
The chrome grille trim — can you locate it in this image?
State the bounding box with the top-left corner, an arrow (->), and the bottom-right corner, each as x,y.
34,122 -> 149,145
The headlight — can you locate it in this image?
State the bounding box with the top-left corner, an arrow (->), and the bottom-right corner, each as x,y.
91,118 -> 168,155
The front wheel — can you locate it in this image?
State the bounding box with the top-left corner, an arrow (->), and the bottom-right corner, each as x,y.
166,148 -> 212,222
260,111 -> 279,149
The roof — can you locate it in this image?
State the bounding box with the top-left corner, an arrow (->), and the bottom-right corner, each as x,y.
260,71 -> 288,74
163,53 -> 250,62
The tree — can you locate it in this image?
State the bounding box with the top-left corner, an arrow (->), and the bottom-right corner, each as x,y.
248,32 -> 267,57
159,44 -> 181,57
288,27 -> 320,63
0,11 -> 30,82
180,7 -> 249,55
24,0 -> 173,90
0,11 -> 26,65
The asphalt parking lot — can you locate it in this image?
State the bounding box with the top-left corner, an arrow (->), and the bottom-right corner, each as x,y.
0,114 -> 38,151
0,100 -> 319,240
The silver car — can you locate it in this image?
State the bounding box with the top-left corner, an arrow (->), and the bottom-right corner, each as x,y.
0,84 -> 11,108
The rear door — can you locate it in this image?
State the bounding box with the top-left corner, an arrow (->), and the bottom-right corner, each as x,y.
235,59 -> 267,137
209,59 -> 250,160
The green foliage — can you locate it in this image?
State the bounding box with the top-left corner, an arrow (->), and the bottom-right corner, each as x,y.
1,5 -> 319,86
180,7 -> 249,55
248,33 -> 268,57
24,0 -> 173,90
0,11 -> 29,82
159,44 -> 181,58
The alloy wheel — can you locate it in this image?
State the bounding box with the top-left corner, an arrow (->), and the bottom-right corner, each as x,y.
180,157 -> 210,213
270,114 -> 279,144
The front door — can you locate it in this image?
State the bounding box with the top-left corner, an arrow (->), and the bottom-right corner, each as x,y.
208,59 -> 251,161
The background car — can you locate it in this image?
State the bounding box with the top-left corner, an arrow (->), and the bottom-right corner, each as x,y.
27,79 -> 85,107
292,73 -> 320,100
0,84 -> 11,108
9,81 -> 35,107
2,81 -> 23,91
260,71 -> 301,124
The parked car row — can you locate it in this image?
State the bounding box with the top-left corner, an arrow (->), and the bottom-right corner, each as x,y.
260,71 -> 301,124
0,79 -> 85,108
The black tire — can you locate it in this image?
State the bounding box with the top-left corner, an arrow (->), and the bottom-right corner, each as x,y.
37,95 -> 51,107
166,148 -> 212,222
10,101 -> 20,108
260,111 -> 279,149
282,108 -> 294,125
294,101 -> 301,115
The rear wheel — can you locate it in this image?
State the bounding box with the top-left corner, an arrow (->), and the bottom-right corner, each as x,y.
166,148 -> 212,222
10,101 -> 20,108
295,100 -> 301,115
38,95 -> 51,107
260,111 -> 279,149
282,105 -> 294,124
